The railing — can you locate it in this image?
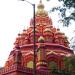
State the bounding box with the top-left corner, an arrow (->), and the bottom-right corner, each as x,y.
2,66 -> 74,75
1,64 -> 51,75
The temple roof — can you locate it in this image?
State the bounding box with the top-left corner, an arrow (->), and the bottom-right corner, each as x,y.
14,0 -> 69,48
4,0 -> 74,69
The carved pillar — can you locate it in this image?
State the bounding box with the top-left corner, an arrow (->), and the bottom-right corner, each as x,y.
36,36 -> 48,70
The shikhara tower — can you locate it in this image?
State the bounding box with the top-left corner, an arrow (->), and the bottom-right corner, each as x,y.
0,0 -> 74,75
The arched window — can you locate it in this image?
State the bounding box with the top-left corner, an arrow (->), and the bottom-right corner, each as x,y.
27,61 -> 33,68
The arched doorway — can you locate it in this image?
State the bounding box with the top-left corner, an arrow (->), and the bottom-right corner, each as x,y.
47,54 -> 62,71
48,61 -> 58,70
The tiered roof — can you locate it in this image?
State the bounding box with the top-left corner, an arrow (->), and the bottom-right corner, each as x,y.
14,0 -> 69,48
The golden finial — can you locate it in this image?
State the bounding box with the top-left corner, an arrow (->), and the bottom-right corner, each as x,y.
40,0 -> 42,3
36,0 -> 48,16
38,0 -> 44,9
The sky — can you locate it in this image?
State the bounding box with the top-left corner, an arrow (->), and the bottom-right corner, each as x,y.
0,0 -> 75,67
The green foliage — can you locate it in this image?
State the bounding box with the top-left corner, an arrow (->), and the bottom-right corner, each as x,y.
51,69 -> 72,75
63,55 -> 75,74
50,56 -> 75,75
47,0 -> 75,26
58,0 -> 75,8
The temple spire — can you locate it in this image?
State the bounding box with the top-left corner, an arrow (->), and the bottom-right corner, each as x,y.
38,0 -> 44,9
40,0 -> 42,3
36,0 -> 48,16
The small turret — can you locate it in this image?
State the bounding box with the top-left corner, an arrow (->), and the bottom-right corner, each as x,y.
38,36 -> 45,43
13,46 -> 22,65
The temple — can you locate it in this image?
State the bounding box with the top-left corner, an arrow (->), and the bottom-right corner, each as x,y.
0,0 -> 74,75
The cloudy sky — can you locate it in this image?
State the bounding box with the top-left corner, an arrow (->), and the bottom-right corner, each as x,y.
0,0 -> 75,67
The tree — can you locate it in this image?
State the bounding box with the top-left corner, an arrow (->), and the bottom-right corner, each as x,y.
63,55 -> 75,74
59,0 -> 75,8
47,0 -> 75,26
